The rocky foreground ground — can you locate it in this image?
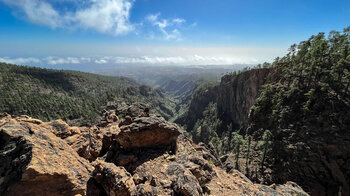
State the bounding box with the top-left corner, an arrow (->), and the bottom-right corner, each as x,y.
0,103 -> 309,196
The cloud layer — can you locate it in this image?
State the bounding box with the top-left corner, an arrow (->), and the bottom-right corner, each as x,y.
0,46 -> 286,66
1,0 -> 134,35
0,55 -> 262,66
0,57 -> 41,65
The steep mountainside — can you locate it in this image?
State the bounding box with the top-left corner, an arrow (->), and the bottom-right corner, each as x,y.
176,28 -> 350,195
0,63 -> 175,125
174,68 -> 273,155
245,30 -> 350,195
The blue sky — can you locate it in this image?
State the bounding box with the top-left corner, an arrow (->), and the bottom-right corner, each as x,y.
0,0 -> 349,69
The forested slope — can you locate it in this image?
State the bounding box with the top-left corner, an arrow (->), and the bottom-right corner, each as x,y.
175,28 -> 350,195
0,63 -> 175,125
246,28 -> 350,195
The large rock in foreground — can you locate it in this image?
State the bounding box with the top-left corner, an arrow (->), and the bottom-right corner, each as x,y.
0,114 -> 93,196
117,115 -> 181,149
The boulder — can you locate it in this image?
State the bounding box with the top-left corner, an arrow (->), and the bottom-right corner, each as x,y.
271,181 -> 309,196
91,160 -> 137,196
166,163 -> 202,196
220,153 -> 237,173
136,184 -> 158,196
196,142 -> 222,166
175,154 -> 216,185
117,115 -> 181,149
116,102 -> 150,119
0,114 -> 93,196
100,110 -> 119,127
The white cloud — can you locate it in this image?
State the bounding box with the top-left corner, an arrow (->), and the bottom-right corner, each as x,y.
0,0 -> 134,35
95,59 -> 108,64
44,56 -> 82,65
0,57 -> 41,64
164,29 -> 181,40
112,55 -> 256,65
1,0 -> 61,28
73,0 -> 134,35
80,57 -> 92,62
146,13 -> 160,23
155,19 -> 169,29
146,13 -> 185,40
0,46 -> 287,66
0,55 -> 258,66
114,56 -> 185,64
172,18 -> 185,24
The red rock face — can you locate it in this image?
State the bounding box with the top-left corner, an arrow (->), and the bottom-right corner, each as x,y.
217,68 -> 279,127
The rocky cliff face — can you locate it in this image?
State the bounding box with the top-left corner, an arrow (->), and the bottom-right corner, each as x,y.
177,65 -> 349,195
212,63 -> 350,195
217,68 -> 277,127
0,103 -> 308,196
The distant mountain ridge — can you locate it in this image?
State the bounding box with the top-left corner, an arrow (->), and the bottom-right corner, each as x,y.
93,65 -> 243,124
92,65 -> 241,97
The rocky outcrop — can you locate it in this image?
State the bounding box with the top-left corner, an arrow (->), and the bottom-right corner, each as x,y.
128,133 -> 307,196
272,182 -> 310,196
90,160 -> 137,196
0,102 -> 308,196
117,115 -> 181,149
44,119 -> 105,161
0,114 -> 93,196
166,163 -> 203,196
114,102 -> 150,119
204,168 -> 309,196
